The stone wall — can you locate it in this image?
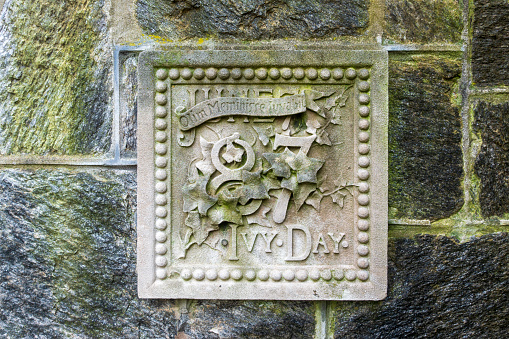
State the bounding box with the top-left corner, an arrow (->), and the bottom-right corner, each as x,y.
0,0 -> 507,338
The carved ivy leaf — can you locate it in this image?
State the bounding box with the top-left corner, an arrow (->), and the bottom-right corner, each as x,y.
253,125 -> 275,146
304,90 -> 334,117
337,86 -> 352,107
325,86 -> 353,110
289,114 -> 307,136
330,115 -> 341,126
208,204 -> 243,225
330,108 -> 342,125
262,148 -> 296,178
305,112 -> 322,135
293,183 -> 317,211
208,190 -> 242,225
305,191 -> 324,211
281,173 -> 298,192
185,211 -> 219,245
315,130 -> 332,146
182,175 -> 217,215
325,94 -> 338,110
261,174 -> 281,192
222,142 -> 244,163
246,205 -> 272,227
331,191 -> 347,208
237,170 -> 270,205
286,151 -> 325,183
195,136 -> 216,176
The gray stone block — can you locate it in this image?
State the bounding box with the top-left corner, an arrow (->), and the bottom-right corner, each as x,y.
0,169 -> 177,338
334,233 -> 509,338
472,0 -> 509,87
136,0 -> 370,40
474,101 -> 509,218
120,53 -> 139,157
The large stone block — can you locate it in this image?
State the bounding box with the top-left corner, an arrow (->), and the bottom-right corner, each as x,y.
136,0 -> 370,40
181,300 -> 315,338
385,0 -> 463,44
472,0 -> 509,87
0,0 -> 112,155
0,169 -> 315,338
334,233 -> 509,338
388,56 -> 464,221
474,101 -> 509,218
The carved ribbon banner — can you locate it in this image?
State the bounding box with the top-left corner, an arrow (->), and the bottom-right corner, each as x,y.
178,94 -> 306,130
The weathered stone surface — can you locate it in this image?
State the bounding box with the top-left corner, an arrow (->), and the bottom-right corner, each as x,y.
385,0 -> 463,44
138,50 -> 388,300
0,0 -> 112,155
184,300 -> 315,338
334,233 -> 509,338
120,53 -> 138,157
0,169 -> 177,337
0,169 -> 315,338
388,56 -> 463,221
136,0 -> 369,40
474,101 -> 509,218
472,0 -> 509,87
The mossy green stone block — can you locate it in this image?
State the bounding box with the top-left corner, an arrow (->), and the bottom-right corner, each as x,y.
474,101 -> 509,218
388,56 -> 463,221
0,0 -> 112,155
472,0 -> 509,87
385,0 -> 463,44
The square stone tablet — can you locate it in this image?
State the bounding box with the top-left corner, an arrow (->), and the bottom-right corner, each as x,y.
137,49 -> 388,300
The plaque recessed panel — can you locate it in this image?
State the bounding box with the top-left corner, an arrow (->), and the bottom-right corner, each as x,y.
138,50 -> 388,300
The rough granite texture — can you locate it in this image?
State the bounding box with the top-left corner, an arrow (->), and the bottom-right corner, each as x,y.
334,233 -> 509,338
1,171 -> 506,338
388,56 -> 464,221
120,54 -> 138,157
0,169 -> 315,338
474,101 -> 509,218
136,0 -> 369,40
472,0 -> 509,87
0,0 -> 112,155
385,0 -> 463,44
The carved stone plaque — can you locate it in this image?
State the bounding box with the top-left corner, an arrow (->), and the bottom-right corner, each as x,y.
138,50 -> 388,300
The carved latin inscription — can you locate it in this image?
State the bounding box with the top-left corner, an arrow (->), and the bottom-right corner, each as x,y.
137,50 -> 388,300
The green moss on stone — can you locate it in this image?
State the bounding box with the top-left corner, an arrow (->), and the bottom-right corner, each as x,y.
385,0 -> 463,44
388,55 -> 464,221
472,0 -> 509,86
0,0 -> 111,155
473,101 -> 509,217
